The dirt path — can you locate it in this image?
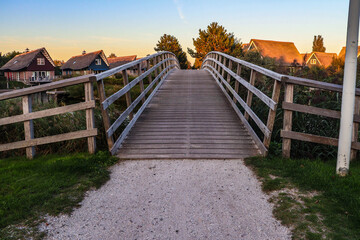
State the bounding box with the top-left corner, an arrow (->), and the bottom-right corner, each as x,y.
42,160 -> 291,240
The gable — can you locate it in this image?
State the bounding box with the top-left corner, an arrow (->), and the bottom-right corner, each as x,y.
27,52 -> 55,71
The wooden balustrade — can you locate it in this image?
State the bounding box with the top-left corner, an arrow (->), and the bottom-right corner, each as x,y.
95,51 -> 180,155
0,75 -> 97,158
202,51 -> 283,155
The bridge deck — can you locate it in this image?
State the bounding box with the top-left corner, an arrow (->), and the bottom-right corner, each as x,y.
117,69 -> 260,159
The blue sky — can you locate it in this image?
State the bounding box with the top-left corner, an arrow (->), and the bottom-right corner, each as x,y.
0,0 -> 350,64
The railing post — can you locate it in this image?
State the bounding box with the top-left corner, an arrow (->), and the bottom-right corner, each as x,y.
97,79 -> 114,149
138,63 -> 145,103
351,95 -> 360,160
244,70 -> 256,121
226,60 -> 233,94
22,94 -> 35,159
84,77 -> 96,154
282,83 -> 294,158
233,63 -> 241,103
122,70 -> 133,120
147,59 -> 153,84
221,57 -> 227,79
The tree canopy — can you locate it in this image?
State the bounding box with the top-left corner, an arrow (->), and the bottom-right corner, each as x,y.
188,22 -> 242,68
154,34 -> 189,69
0,51 -> 21,68
108,53 -> 117,58
312,35 -> 326,52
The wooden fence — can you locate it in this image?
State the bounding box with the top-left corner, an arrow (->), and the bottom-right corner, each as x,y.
202,51 -> 285,155
0,75 -> 97,159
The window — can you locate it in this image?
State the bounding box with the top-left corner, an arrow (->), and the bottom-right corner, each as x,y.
310,59 -> 317,64
37,58 -> 45,65
95,59 -> 101,65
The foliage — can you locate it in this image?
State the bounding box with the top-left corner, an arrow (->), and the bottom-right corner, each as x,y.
0,152 -> 118,239
245,156 -> 360,240
312,35 -> 326,52
154,34 -> 189,69
0,77 -> 28,89
0,51 -> 21,68
108,53 -> 117,58
188,22 -> 242,68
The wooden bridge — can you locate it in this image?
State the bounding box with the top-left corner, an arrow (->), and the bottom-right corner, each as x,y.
1,51 -> 360,162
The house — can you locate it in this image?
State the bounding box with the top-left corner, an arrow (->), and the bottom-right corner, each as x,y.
338,46 -> 360,61
247,39 -> 303,66
301,52 -> 337,68
0,48 -> 55,84
108,55 -> 147,76
242,43 -> 249,52
61,50 -> 109,76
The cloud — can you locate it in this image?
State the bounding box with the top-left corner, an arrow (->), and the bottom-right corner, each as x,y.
173,0 -> 187,23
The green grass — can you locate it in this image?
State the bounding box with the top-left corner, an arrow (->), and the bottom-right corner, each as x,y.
245,156 -> 360,240
0,151 -> 118,239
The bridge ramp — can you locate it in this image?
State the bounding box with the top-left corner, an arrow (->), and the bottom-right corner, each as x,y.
117,69 -> 260,159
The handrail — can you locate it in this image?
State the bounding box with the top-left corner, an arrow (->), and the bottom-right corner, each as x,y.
95,51 -> 180,154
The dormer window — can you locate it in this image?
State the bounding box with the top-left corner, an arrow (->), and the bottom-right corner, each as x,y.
13,60 -> 18,64
37,58 -> 45,65
310,59 -> 317,64
95,59 -> 101,65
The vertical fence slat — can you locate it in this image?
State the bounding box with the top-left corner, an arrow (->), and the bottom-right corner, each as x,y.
233,63 -> 241,103
23,94 -> 35,159
84,79 -> 96,154
226,60 -> 233,93
122,70 -> 133,120
351,95 -> 360,160
97,79 -> 114,149
244,70 -> 256,121
282,83 -> 294,158
138,63 -> 146,104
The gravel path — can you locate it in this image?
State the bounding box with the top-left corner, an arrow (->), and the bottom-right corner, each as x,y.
41,159 -> 291,240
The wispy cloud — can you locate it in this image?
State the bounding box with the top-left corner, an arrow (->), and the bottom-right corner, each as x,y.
173,0 -> 187,23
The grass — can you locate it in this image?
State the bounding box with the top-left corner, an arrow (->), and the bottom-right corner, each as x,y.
245,155 -> 360,240
0,151 -> 118,239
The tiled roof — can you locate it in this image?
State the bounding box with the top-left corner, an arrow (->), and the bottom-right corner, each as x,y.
61,50 -> 108,70
108,55 -> 137,69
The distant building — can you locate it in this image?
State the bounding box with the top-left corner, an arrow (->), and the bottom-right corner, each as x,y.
0,48 -> 55,84
61,50 -> 109,76
301,52 -> 337,68
242,43 -> 249,52
108,55 -> 147,76
247,39 -> 303,66
338,46 -> 360,61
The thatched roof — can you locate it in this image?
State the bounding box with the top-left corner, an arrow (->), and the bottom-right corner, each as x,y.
61,50 -> 109,70
0,48 -> 55,71
303,52 -> 337,68
248,39 -> 303,65
338,46 -> 360,60
108,55 -> 137,69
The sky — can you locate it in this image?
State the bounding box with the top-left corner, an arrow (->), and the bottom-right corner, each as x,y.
0,0 -> 351,64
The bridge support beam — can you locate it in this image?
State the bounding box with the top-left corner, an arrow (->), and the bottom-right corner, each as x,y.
337,0 -> 360,176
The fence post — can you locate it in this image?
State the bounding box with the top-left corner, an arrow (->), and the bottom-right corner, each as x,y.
282,82 -> 294,158
23,94 -> 35,159
226,60 -> 233,93
84,77 -> 96,154
244,70 -> 256,121
351,95 -> 360,160
233,63 -> 242,103
138,63 -> 145,103
122,70 -> 133,119
96,79 -> 114,150
221,57 -> 227,79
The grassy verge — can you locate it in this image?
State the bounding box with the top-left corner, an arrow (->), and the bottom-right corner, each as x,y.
0,151 -> 118,239
245,156 -> 360,240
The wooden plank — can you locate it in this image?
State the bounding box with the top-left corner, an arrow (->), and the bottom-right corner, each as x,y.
244,69 -> 256,121
282,102 -> 360,122
22,95 -> 35,159
0,129 -> 98,152
282,84 -> 294,158
138,63 -> 145,104
263,80 -> 281,149
122,70 -> 133,120
0,101 -> 95,126
96,80 -> 114,149
84,82 -> 96,154
0,75 -> 96,101
233,63 -> 241,103
352,96 -> 360,160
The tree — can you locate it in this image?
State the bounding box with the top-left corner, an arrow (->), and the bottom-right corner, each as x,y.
312,35 -> 326,52
188,22 -> 242,68
108,53 -> 117,58
154,34 -> 189,69
0,51 -> 21,68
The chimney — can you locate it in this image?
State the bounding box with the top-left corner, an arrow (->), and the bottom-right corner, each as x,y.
25,48 -> 29,53
82,50 -> 86,55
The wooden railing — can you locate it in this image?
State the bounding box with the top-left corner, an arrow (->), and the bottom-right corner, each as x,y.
95,51 -> 180,155
281,76 -> 360,159
0,75 -> 97,159
201,51 -> 285,155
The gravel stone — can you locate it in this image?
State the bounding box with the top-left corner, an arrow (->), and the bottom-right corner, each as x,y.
41,159 -> 291,240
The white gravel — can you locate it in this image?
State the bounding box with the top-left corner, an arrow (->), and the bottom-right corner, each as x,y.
41,159 -> 291,240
